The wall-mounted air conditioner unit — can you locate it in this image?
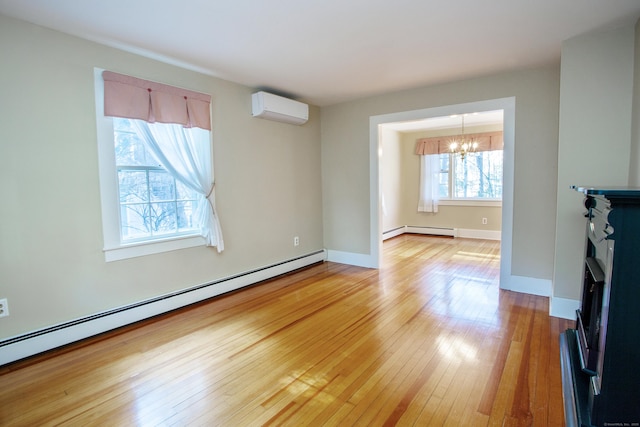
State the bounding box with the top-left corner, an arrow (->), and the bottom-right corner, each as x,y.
251,91 -> 309,125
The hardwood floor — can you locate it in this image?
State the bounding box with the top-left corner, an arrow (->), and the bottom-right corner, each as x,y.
0,235 -> 573,426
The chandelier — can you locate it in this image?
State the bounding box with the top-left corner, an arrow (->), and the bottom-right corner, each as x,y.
449,115 -> 478,159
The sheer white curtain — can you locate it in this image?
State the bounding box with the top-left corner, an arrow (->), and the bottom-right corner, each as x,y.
132,120 -> 224,251
418,154 -> 440,213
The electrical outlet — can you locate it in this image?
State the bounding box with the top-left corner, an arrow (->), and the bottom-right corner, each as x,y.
0,298 -> 9,318
294,236 -> 299,246
482,217 -> 488,225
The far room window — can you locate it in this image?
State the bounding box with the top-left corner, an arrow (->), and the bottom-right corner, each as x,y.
94,69 -> 223,261
437,150 -> 503,200
415,116 -> 503,213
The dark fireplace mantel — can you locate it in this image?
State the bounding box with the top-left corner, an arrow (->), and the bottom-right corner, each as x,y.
560,186 -> 640,427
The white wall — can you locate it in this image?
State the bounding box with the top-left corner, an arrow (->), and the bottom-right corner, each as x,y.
0,15 -> 323,341
553,24 -> 636,307
629,20 -> 640,185
3,12 -> 637,352
397,125 -> 503,233
381,127 -> 403,232
322,65 -> 560,282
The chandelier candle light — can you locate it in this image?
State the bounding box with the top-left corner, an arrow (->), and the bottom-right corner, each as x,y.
449,115 -> 478,159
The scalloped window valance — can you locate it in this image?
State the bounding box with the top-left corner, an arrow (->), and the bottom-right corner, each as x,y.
102,70 -> 211,130
415,131 -> 503,155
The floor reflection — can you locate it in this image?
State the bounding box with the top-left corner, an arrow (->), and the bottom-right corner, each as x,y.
436,335 -> 478,363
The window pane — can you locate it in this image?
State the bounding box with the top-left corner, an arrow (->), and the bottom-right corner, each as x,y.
113,117 -> 136,133
453,154 -> 473,198
149,170 -> 176,202
452,151 -> 503,199
118,170 -> 148,203
114,118 -> 160,167
486,151 -> 503,198
120,203 -> 151,240
110,117 -> 212,246
150,202 -> 177,235
176,179 -> 198,200
177,200 -> 199,231
438,154 -> 449,198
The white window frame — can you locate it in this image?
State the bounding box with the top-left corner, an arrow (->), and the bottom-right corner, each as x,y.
437,151 -> 503,207
94,69 -> 206,262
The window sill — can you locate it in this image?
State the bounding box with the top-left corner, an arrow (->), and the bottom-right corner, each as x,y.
438,199 -> 502,207
104,234 -> 206,262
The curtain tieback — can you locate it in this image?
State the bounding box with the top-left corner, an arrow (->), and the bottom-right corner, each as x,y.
205,182 -> 215,199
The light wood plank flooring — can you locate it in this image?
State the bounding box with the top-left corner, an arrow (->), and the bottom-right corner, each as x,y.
0,235 -> 572,426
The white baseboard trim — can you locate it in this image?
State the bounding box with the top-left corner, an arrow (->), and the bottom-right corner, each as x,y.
405,226 -> 458,237
457,228 -> 501,240
550,296 -> 580,320
0,250 -> 327,366
326,250 -> 377,268
382,226 -> 406,240
501,274 -> 552,297
400,226 -> 501,241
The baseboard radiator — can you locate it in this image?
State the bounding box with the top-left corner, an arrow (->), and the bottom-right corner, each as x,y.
383,225 -> 458,240
0,250 -> 326,366
405,226 -> 458,237
383,225 -> 501,241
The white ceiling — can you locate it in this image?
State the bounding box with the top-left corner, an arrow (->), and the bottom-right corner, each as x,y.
383,110 -> 504,132
2,1 -> 640,106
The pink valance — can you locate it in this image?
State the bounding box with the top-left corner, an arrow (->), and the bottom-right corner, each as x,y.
103,71 -> 212,130
415,131 -> 503,155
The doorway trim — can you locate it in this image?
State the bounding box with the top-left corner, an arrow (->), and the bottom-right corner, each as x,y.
369,97 -> 516,290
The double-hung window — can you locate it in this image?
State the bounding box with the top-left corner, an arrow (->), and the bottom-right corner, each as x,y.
114,118 -> 203,241
416,129 -> 503,212
94,69 -> 223,261
437,150 -> 503,201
